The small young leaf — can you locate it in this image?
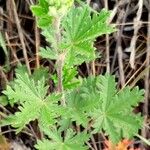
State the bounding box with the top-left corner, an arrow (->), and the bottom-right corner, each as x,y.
0,95 -> 8,106
30,5 -> 47,17
37,16 -> 52,28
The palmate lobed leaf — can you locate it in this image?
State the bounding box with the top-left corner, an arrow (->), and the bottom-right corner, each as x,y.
61,5 -> 115,66
62,6 -> 91,42
1,67 -> 62,132
4,66 -> 49,103
2,97 -> 61,133
62,6 -> 115,42
90,74 -> 144,143
37,5 -> 112,66
35,128 -> 89,150
3,73 -> 48,105
66,74 -> 144,143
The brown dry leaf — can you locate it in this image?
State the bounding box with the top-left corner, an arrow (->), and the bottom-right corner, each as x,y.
0,134 -> 10,150
104,139 -> 141,150
117,139 -> 133,150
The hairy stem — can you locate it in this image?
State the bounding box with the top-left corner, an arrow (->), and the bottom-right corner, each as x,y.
56,53 -> 66,106
53,17 -> 66,106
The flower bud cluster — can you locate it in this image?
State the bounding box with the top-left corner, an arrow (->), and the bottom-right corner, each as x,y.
47,0 -> 74,17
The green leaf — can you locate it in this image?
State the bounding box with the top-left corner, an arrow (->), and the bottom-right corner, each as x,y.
52,66 -> 81,90
107,87 -> 144,113
39,47 -> 58,60
14,65 -> 49,86
39,93 -> 62,128
0,95 -> 8,106
35,128 -> 89,150
104,118 -> 120,143
58,118 -> 71,131
63,76 -> 100,127
2,66 -> 61,132
30,0 -> 50,28
0,100 -> 41,133
39,0 -> 49,8
97,74 -> 116,111
41,27 -> 56,49
11,101 -> 40,133
37,16 -> 52,28
35,139 -> 54,150
77,9 -> 116,41
64,90 -> 90,127
61,6 -> 115,66
3,71 -> 48,105
32,67 -> 49,82
67,74 -> 144,143
30,5 -> 47,17
90,74 -> 144,143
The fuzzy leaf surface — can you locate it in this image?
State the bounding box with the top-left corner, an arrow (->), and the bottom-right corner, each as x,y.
91,74 -> 144,143
35,128 -> 89,150
61,6 -> 115,66
65,74 -> 144,143
2,67 -> 61,132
